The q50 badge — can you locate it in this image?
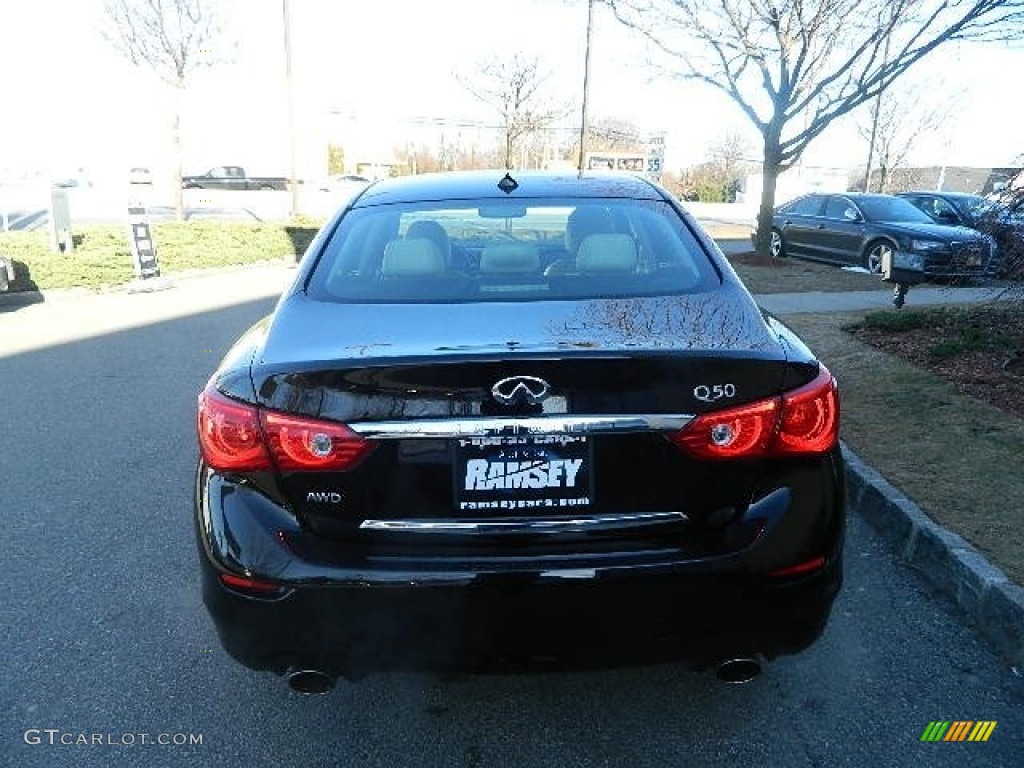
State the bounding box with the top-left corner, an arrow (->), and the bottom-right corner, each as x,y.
693,383 -> 736,403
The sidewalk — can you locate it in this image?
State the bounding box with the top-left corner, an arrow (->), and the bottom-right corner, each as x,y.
755,285 -> 1006,314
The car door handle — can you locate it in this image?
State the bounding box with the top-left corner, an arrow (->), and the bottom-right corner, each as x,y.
816,224 -> 826,229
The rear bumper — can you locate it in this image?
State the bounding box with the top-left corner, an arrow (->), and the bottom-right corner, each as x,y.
195,457 -> 845,676
201,555 -> 841,676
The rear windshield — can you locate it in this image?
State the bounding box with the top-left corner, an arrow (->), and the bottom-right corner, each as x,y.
306,197 -> 719,303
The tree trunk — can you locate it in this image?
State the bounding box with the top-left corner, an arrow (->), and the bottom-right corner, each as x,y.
754,138 -> 783,260
173,84 -> 184,221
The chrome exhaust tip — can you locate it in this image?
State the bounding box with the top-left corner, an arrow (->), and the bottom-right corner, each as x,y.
715,657 -> 761,684
285,668 -> 336,694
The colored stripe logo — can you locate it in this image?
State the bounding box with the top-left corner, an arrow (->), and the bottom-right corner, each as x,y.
920,721 -> 997,742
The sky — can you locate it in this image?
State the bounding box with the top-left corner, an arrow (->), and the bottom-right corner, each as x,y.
1,0 -> 1022,183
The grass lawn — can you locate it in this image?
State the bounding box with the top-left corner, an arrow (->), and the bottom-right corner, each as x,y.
0,219 -> 325,291
785,308 -> 1024,585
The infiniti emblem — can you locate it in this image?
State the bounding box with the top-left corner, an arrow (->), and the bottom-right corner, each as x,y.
491,376 -> 550,406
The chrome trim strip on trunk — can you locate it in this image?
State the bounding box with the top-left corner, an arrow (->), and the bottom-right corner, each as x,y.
347,414 -> 694,439
359,511 -> 689,534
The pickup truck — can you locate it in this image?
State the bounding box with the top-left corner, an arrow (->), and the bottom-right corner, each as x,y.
181,166 -> 289,191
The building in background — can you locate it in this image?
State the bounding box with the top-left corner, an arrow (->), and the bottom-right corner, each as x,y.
734,166 -> 851,206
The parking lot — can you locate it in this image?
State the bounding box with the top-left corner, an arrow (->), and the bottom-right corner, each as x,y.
1,264 -> 1022,767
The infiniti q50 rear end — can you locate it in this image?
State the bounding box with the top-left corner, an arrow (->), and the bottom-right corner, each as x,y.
194,171 -> 844,687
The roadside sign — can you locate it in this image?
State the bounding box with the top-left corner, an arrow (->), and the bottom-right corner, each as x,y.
646,134 -> 666,183
127,206 -> 161,279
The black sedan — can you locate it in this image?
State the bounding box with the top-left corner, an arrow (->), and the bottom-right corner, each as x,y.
767,192 -> 995,276
896,190 -> 998,229
195,171 -> 844,692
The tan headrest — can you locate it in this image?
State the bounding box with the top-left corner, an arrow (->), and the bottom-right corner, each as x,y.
381,238 -> 445,276
479,243 -> 541,274
576,234 -> 638,273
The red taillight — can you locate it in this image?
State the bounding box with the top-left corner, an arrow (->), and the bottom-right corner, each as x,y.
219,572 -> 286,596
775,368 -> 840,455
197,385 -> 373,472
198,388 -> 271,471
670,366 -> 839,460
670,398 -> 778,459
260,410 -> 373,471
768,555 -> 827,578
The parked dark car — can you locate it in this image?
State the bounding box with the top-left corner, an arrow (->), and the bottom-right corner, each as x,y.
898,191 -> 1024,277
896,191 -> 997,229
195,170 -> 844,692
182,165 -> 288,191
766,192 -> 995,276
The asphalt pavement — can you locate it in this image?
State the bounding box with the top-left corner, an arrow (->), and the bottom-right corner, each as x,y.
1,265 -> 1022,767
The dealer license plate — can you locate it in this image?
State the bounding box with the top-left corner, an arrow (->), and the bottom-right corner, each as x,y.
455,434 -> 592,512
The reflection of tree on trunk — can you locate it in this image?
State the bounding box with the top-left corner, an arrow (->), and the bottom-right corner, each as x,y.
545,294 -> 777,353
607,0 -> 1024,258
102,0 -> 225,220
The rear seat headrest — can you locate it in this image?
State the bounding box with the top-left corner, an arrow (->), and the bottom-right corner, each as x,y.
381,238 -> 445,276
576,233 -> 638,273
479,244 -> 541,274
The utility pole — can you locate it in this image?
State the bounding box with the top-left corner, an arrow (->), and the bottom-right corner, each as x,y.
283,0 -> 299,217
577,0 -> 595,173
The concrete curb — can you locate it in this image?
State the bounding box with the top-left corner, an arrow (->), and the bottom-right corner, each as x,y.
843,442 -> 1024,667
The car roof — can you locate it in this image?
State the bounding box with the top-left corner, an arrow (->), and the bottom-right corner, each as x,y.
351,170 -> 666,207
897,190 -> 985,202
835,193 -> 903,202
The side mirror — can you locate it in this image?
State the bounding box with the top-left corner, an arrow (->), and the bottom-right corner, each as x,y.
842,208 -> 861,222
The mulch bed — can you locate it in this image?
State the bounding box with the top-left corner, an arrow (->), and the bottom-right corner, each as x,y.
730,252 -> 778,267
848,306 -> 1024,421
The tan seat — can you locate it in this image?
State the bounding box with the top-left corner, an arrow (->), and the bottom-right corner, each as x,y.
479,243 -> 541,274
565,206 -> 617,255
405,220 -> 452,264
545,206 -> 620,276
381,238 -> 446,277
576,233 -> 638,273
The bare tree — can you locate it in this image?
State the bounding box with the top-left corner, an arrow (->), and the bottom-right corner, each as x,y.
459,55 -> 568,169
708,131 -> 752,183
103,0 -> 223,219
857,80 -> 961,192
607,0 -> 1024,257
